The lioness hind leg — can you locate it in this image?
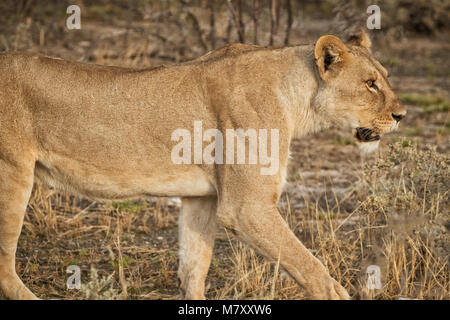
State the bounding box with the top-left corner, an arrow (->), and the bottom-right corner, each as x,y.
178,197 -> 218,299
0,159 -> 37,300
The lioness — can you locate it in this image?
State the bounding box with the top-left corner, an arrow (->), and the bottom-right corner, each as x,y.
0,31 -> 405,300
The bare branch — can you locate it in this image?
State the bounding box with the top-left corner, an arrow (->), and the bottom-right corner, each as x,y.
269,0 -> 277,46
252,0 -> 259,44
209,0 -> 216,49
284,0 -> 293,45
227,0 -> 245,43
186,11 -> 208,52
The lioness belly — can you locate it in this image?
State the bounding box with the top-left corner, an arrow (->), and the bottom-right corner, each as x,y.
34,155 -> 216,201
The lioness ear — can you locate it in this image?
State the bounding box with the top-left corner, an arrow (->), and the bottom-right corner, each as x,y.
314,35 -> 349,81
347,30 -> 372,50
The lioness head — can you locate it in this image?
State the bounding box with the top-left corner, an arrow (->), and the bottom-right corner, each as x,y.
313,31 -> 406,152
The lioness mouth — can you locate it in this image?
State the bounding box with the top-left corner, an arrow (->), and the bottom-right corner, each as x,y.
355,127 -> 380,142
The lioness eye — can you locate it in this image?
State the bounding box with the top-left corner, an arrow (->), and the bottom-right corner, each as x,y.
366,79 -> 378,90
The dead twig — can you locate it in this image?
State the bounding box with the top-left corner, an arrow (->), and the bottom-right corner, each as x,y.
284,0 -> 293,45
252,0 -> 259,44
227,0 -> 245,43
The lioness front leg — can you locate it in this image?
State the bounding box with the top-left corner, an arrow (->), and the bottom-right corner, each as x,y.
0,159 -> 38,300
178,196 -> 218,299
217,188 -> 349,300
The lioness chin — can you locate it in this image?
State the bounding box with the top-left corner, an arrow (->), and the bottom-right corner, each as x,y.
0,31 -> 405,300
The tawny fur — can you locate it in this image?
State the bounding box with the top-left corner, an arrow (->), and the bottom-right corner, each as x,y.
0,32 -> 405,300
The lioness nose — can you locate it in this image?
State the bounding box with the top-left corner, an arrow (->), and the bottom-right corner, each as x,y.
392,113 -> 405,122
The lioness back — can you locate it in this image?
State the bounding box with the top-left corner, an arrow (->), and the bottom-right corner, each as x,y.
0,45 -> 298,201
0,53 -> 217,199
